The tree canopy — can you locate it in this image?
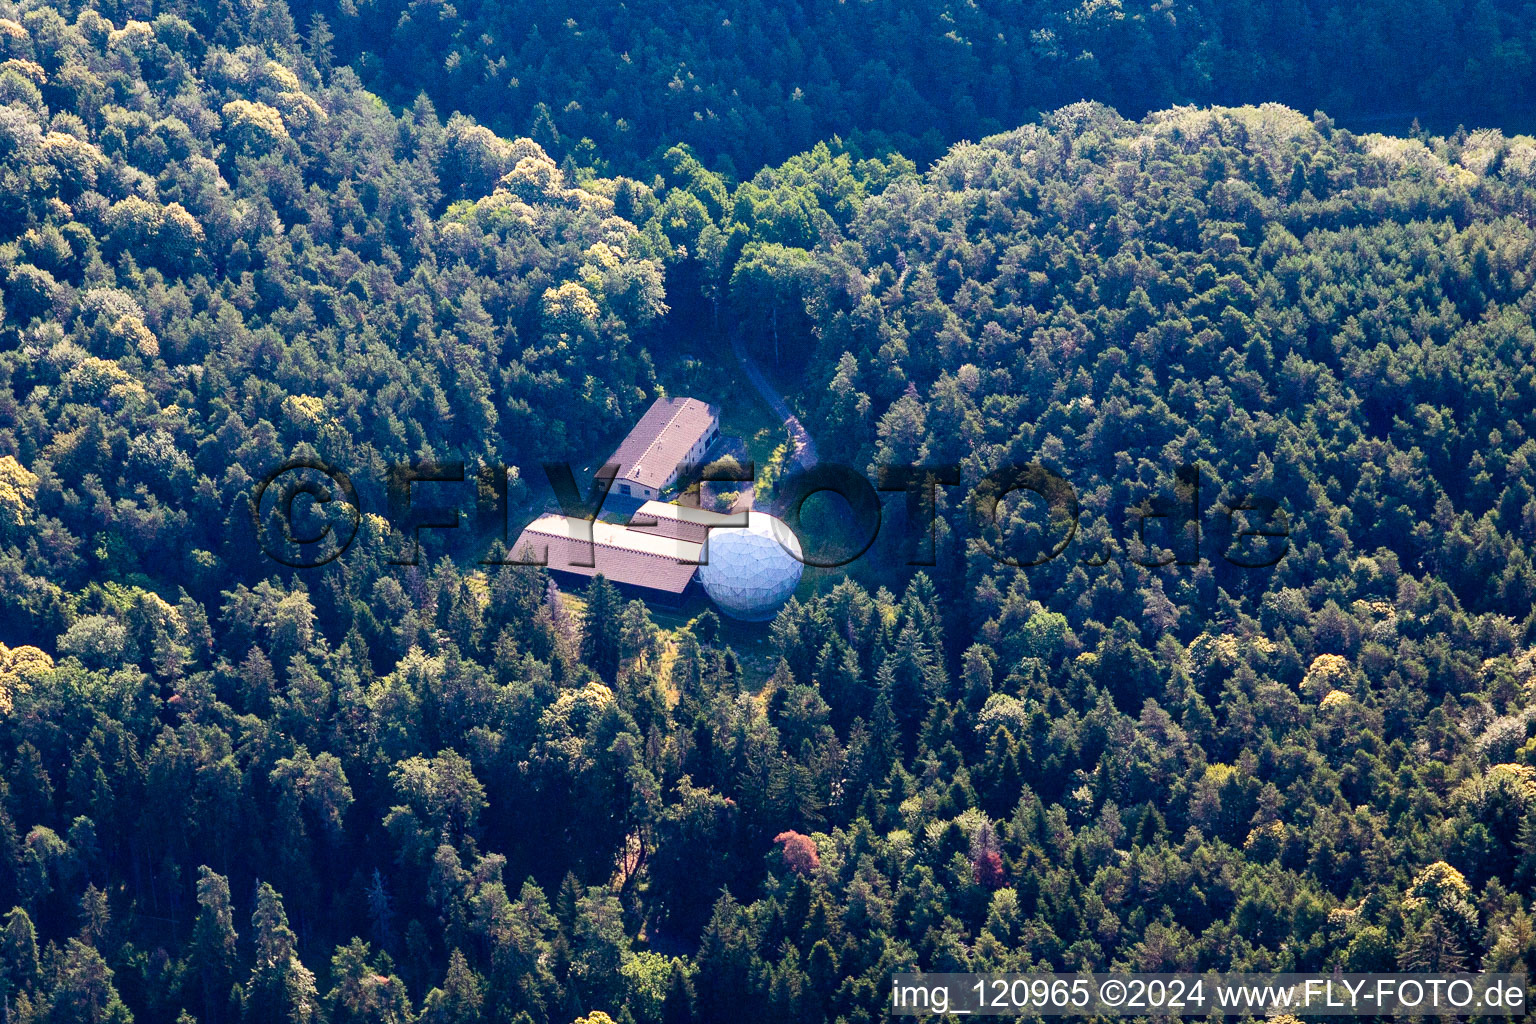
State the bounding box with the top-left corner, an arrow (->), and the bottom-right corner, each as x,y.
2,0 -> 1536,1021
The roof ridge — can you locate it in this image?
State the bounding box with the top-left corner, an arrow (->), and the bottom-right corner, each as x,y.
629,401 -> 689,475
525,516 -> 703,557
612,397 -> 716,489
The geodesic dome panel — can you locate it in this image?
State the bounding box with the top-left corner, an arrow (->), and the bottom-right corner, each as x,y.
698,511 -> 804,621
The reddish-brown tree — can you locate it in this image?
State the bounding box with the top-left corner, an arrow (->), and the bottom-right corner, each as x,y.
774,831 -> 820,875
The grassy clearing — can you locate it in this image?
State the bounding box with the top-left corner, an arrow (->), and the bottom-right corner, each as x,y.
659,351 -> 790,471
645,602 -> 783,693
546,584 -> 783,699
515,345 -> 817,697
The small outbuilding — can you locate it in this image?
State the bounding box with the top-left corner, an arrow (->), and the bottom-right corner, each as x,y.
627,499 -> 744,545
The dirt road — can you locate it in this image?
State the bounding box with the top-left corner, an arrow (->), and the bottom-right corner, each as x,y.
731,335 -> 818,469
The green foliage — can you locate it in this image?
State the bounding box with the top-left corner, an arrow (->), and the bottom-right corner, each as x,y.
1,0 -> 1536,1020
298,0 -> 1536,174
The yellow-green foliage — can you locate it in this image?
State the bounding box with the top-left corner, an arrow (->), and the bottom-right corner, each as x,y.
221,99 -> 291,148
0,454 -> 38,539
0,641 -> 52,713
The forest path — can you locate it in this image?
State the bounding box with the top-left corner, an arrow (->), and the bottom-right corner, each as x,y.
731,334 -> 819,469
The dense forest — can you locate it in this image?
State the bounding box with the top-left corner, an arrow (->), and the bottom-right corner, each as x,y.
289,0 -> 1536,172
2,0 -> 1536,1021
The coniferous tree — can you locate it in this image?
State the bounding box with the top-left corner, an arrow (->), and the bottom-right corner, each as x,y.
0,907 -> 40,1005
242,884 -> 318,1024
190,868 -> 239,1024
580,576 -> 623,683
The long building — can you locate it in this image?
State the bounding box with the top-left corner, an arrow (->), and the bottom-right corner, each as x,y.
511,513 -> 703,602
608,397 -> 720,501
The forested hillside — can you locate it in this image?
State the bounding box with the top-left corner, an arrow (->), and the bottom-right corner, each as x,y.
291,0 -> 1536,172
2,0 -> 1536,1022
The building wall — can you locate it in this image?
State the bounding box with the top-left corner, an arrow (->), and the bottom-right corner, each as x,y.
660,410 -> 720,491
615,482 -> 657,500
546,567 -> 695,608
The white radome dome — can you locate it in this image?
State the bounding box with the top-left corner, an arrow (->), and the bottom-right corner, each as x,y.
698,511 -> 804,621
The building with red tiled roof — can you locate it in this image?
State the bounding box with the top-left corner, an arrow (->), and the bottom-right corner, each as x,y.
608,397 -> 720,501
511,514 -> 702,601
